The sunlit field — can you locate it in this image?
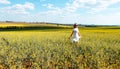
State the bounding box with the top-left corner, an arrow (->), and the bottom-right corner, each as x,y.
0,23 -> 120,69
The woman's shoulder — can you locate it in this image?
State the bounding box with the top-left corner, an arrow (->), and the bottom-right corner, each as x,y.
73,28 -> 78,30
73,28 -> 78,31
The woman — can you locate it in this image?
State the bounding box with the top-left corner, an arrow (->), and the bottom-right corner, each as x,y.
69,23 -> 81,46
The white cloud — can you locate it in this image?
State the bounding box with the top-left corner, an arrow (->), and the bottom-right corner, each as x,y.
42,4 -> 54,9
115,12 -> 120,15
0,2 -> 34,14
63,0 -> 97,12
62,0 -> 120,13
23,2 -> 34,10
1,0 -> 120,25
18,0 -> 118,24
84,0 -> 120,13
0,0 -> 10,4
36,11 -> 80,23
42,3 -> 61,11
37,0 -> 120,24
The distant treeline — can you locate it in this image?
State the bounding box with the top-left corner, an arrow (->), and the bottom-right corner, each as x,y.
0,26 -> 72,31
0,21 -> 120,31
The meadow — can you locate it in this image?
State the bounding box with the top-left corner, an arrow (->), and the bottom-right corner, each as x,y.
0,23 -> 120,69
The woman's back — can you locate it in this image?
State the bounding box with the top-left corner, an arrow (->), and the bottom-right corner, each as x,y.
73,28 -> 79,38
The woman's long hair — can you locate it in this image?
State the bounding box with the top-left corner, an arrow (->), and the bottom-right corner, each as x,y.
73,23 -> 78,28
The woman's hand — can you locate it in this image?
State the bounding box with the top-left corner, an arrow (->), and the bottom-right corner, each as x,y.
69,37 -> 71,39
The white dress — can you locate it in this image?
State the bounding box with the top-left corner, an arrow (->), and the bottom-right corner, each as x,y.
72,28 -> 80,42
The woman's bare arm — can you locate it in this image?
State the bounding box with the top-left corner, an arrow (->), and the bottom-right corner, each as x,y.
78,32 -> 80,36
69,31 -> 73,39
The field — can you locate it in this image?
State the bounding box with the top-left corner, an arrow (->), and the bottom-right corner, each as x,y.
0,23 -> 120,69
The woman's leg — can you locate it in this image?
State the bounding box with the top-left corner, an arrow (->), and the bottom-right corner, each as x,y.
75,42 -> 78,46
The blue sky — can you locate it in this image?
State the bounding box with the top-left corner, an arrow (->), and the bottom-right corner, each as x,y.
0,0 -> 120,25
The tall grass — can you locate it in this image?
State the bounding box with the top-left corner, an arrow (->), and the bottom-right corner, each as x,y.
0,28 -> 120,69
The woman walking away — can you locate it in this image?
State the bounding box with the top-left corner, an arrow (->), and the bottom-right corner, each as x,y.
69,23 -> 81,46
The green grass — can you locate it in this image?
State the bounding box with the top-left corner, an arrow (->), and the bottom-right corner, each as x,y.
0,23 -> 71,31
